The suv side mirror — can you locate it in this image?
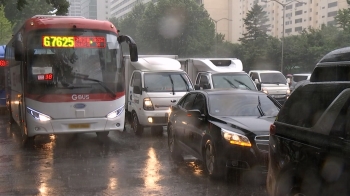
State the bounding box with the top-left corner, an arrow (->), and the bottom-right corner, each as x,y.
133,86 -> 142,94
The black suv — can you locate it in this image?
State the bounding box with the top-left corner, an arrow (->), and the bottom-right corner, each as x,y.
267,47 -> 350,196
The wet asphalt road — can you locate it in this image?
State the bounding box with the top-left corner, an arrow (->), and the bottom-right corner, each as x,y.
0,116 -> 268,196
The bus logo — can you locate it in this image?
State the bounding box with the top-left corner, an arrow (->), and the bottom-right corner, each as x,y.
73,103 -> 86,109
72,94 -> 89,101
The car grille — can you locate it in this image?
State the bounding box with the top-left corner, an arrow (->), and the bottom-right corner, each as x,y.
255,135 -> 269,153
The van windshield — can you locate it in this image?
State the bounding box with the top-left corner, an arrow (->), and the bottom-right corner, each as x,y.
260,72 -> 287,84
144,72 -> 193,92
212,73 -> 256,90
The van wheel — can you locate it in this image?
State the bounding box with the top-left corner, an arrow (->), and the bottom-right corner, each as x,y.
132,112 -> 143,136
151,126 -> 163,136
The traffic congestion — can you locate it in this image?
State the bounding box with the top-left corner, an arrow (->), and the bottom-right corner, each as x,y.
1,0 -> 350,195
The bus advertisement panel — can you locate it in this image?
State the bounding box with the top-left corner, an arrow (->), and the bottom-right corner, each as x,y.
6,15 -> 138,143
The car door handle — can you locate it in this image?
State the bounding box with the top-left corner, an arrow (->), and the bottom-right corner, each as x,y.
171,100 -> 176,103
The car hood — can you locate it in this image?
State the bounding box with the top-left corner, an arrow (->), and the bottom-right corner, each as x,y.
213,116 -> 275,135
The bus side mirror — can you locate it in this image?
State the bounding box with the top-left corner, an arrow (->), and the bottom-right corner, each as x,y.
118,35 -> 138,62
14,40 -> 24,61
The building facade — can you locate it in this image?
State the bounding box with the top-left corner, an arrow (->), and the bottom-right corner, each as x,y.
68,0 -> 82,16
204,0 -> 349,43
68,0 -> 109,20
110,0 -> 157,19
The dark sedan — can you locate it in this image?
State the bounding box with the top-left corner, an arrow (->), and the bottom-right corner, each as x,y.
167,89 -> 281,179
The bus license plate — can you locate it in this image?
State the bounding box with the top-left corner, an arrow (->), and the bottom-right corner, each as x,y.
68,123 -> 90,129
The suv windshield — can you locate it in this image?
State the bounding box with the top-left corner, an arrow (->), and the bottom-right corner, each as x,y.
212,73 -> 256,90
144,72 -> 193,92
25,30 -> 123,98
260,72 -> 287,84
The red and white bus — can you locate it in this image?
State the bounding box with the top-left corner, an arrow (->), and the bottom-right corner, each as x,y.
6,15 -> 138,143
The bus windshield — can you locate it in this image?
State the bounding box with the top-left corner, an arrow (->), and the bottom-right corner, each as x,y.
26,30 -> 124,98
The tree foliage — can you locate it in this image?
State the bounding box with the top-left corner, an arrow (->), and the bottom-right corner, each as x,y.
113,0 -> 215,57
0,0 -> 69,15
0,6 -> 13,45
335,9 -> 350,30
239,3 -> 269,43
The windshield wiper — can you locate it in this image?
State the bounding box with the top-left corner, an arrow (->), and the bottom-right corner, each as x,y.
223,77 -> 237,88
234,79 -> 251,90
179,74 -> 190,92
168,75 -> 175,95
257,96 -> 265,117
73,73 -> 116,98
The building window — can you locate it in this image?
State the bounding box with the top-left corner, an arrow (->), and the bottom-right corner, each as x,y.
295,10 -> 302,15
296,2 -> 304,7
295,18 -> 302,23
328,11 -> 337,17
295,26 -> 302,32
309,17 -> 312,21
328,2 -> 337,8
328,20 -> 336,26
285,28 -> 292,33
286,5 -> 293,10
286,13 -> 292,17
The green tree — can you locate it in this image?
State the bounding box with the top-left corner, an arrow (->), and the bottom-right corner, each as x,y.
335,9 -> 350,30
239,3 -> 269,43
133,0 -> 215,57
0,0 -> 69,15
0,6 -> 12,45
4,0 -> 55,32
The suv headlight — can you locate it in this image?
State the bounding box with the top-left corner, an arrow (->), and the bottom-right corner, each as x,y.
286,89 -> 291,95
221,128 -> 251,147
143,97 -> 154,110
107,104 -> 125,119
27,107 -> 51,122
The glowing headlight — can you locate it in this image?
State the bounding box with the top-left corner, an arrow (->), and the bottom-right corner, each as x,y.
286,89 -> 291,95
167,107 -> 172,114
143,97 -> 154,110
26,107 -> 52,122
221,128 -> 251,147
262,87 -> 268,94
107,104 -> 125,119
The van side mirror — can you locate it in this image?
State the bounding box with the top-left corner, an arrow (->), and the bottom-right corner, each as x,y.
194,84 -> 200,90
203,83 -> 211,89
133,86 -> 142,94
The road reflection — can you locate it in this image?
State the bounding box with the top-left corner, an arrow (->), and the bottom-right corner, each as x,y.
144,147 -> 161,190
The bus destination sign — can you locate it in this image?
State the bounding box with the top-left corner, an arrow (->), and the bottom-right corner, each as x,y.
42,36 -> 106,48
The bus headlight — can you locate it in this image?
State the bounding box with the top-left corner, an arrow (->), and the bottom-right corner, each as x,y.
26,107 -> 52,122
221,128 -> 251,147
107,104 -> 124,119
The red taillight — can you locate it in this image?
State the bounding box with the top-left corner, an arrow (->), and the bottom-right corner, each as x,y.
270,124 -> 276,135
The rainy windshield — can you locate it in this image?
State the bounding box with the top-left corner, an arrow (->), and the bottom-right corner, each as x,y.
260,72 -> 287,84
212,73 -> 256,90
25,30 -> 123,96
144,72 -> 193,92
208,94 -> 279,116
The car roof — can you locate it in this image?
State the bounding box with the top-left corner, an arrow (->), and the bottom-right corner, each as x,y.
249,70 -> 282,73
194,88 -> 265,96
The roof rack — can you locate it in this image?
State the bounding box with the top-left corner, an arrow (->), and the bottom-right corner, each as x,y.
32,15 -> 86,19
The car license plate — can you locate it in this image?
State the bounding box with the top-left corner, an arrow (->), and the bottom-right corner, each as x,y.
68,123 -> 90,129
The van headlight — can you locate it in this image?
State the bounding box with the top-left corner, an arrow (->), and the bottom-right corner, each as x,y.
107,104 -> 124,119
262,87 -> 268,94
26,107 -> 52,122
221,128 -> 251,147
143,97 -> 154,110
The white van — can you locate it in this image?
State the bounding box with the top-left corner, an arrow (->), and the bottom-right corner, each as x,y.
124,56 -> 193,136
179,58 -> 257,91
248,70 -> 290,104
